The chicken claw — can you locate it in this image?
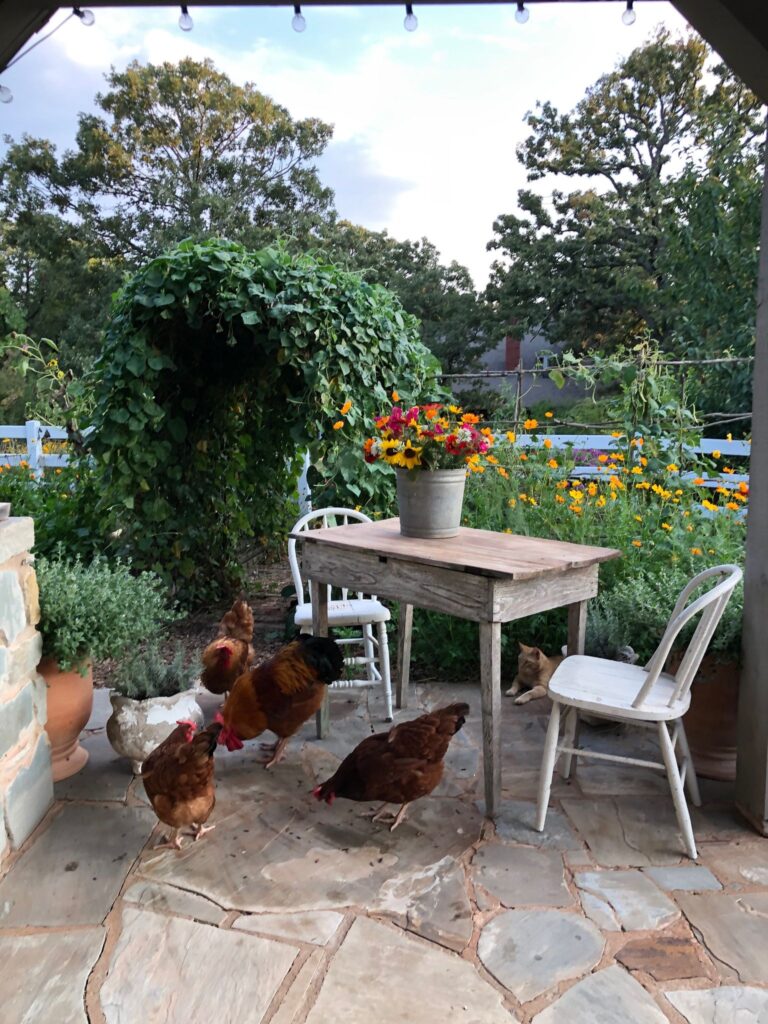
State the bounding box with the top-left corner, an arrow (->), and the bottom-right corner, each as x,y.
155,830 -> 183,851
263,737 -> 289,770
192,823 -> 216,842
363,802 -> 410,831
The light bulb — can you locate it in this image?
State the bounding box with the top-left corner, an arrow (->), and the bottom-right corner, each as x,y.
515,2 -> 529,24
622,2 -> 636,24
404,4 -> 418,32
73,7 -> 95,26
0,84 -> 13,104
178,5 -> 193,31
292,4 -> 306,32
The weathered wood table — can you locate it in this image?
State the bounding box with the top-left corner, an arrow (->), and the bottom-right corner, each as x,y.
299,518 -> 620,818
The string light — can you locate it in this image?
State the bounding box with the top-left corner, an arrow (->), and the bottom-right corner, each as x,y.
622,1 -> 636,24
515,2 -> 530,24
178,5 -> 193,32
0,84 -> 12,104
72,7 -> 95,26
403,4 -> 418,32
292,4 -> 306,32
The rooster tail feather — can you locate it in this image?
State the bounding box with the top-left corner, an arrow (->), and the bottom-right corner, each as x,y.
296,634 -> 344,685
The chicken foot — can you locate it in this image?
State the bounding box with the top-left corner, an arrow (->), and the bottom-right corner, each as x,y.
191,823 -> 216,842
363,802 -> 411,831
259,736 -> 289,770
155,829 -> 183,851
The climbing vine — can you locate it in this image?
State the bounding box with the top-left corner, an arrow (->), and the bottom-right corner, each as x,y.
87,238 -> 441,603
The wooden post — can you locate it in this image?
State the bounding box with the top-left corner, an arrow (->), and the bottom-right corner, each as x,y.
567,600 -> 588,656
479,621 -> 502,818
311,578 -> 331,739
736,131 -> 768,836
396,602 -> 413,709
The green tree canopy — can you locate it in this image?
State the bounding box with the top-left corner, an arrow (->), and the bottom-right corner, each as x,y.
486,28 -> 763,414
87,238 -> 441,604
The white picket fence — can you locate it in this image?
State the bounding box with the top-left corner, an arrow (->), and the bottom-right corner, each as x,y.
1,421 -> 750,497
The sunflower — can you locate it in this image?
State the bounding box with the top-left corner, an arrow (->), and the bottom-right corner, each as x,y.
381,440 -> 403,464
391,440 -> 423,469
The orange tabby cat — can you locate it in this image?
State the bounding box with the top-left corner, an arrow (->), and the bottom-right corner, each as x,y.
505,642 -> 564,704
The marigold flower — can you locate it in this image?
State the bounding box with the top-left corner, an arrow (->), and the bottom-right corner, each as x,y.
340,400 -> 352,415
631,466 -> 643,475
725,501 -> 740,511
543,438 -> 553,450
693,477 -> 706,486
523,418 -> 538,430
519,493 -> 528,501
632,540 -> 642,548
332,421 -> 344,430
598,454 -> 609,464
545,411 -> 554,418
569,504 -> 582,514
486,454 -> 499,464
587,482 -> 598,497
547,458 -> 558,469
738,481 -> 749,494
461,413 -> 480,425
691,547 -> 703,555
519,453 -> 528,461
639,456 -> 648,467
611,431 -> 622,438
507,497 -> 517,508
555,494 -> 565,504
497,466 -> 509,479
661,522 -> 672,531
595,495 -> 606,508
666,464 -> 679,472
506,431 -> 516,443
723,467 -> 735,474
734,491 -> 747,502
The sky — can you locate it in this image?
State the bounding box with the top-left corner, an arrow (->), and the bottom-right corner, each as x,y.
0,2 -> 692,286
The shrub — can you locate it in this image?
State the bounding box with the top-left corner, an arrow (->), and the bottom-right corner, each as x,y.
36,551 -> 178,670
110,642 -> 196,699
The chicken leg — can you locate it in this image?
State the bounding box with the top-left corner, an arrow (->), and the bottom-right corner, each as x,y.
192,822 -> 216,841
154,829 -> 183,851
262,736 -> 289,770
364,802 -> 411,831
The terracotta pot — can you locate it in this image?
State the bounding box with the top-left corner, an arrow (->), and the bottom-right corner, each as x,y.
106,689 -> 204,774
39,656 -> 94,782
682,654 -> 740,782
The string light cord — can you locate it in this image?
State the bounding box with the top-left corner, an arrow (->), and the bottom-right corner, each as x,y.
5,11 -> 77,70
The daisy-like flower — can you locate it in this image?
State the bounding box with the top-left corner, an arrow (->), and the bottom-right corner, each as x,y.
632,540 -> 642,548
725,501 -> 740,511
587,482 -> 598,497
506,431 -> 516,443
547,458 -> 558,469
595,495 -> 606,508
666,464 -> 679,472
545,411 -> 554,419
391,440 -> 423,469
497,466 -> 509,479
523,418 -> 538,430
340,400 -> 352,415
461,413 -> 480,425
543,438 -> 553,450
691,547 -> 703,555
661,522 -> 672,531
381,440 -> 403,464
332,421 -> 344,430
712,449 -> 721,459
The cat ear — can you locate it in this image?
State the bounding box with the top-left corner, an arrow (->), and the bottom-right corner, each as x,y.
518,642 -> 530,653
530,647 -> 542,660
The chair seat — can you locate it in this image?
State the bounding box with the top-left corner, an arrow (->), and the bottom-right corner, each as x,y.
294,599 -> 391,628
548,655 -> 691,722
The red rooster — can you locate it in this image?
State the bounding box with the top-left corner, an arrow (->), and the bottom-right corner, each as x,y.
312,703 -> 470,830
216,634 -> 343,768
141,720 -> 222,850
201,598 -> 254,696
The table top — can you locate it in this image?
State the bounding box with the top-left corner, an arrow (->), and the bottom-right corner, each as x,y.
297,518 -> 621,581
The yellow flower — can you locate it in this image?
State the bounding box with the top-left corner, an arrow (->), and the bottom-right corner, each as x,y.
556,480 -> 569,490
661,522 -> 672,531
506,431 -> 516,443
547,458 -> 558,469
569,489 -> 584,502
725,501 -> 740,511
381,440 -> 402,463
523,418 -> 538,430
391,440 -> 423,469
528,497 -> 537,507
598,454 -> 609,464
595,495 -> 606,508
568,504 -> 583,514
332,421 -> 344,430
631,466 -> 643,475
632,540 -> 642,548
636,481 -> 651,491
723,467 -> 735,475
545,411 -> 554,418
716,486 -> 729,496
486,454 -> 499,464
639,456 -> 648,467
55,468 -> 62,475
691,547 -> 703,555
497,466 -> 509,479
392,390 -> 400,401
686,525 -> 694,532
611,431 -> 622,438
503,528 -> 512,534
587,482 -> 598,497
543,438 -> 553,450
674,489 -> 683,496
507,497 -> 517,508
726,433 -> 733,441
555,494 -> 565,504
712,449 -> 721,459
448,405 -> 463,414
702,499 -> 718,512
610,490 -> 618,501
666,464 -> 679,472
340,400 -> 352,415
634,514 -> 642,522
613,453 -> 625,462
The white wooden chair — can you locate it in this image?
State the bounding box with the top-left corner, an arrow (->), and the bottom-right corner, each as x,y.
536,564 -> 743,859
288,507 -> 394,721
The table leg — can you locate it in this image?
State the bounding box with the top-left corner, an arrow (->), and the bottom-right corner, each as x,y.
567,599 -> 588,656
396,602 -> 413,709
311,579 -> 330,739
479,621 -> 502,818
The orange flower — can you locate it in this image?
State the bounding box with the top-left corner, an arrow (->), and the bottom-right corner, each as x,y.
555,494 -> 565,504
332,421 -> 344,430
587,482 -> 598,497
461,413 -> 480,425
611,431 -> 622,438
519,452 -> 528,461
523,418 -> 538,431
723,467 -> 735,474
506,431 -> 516,443
545,411 -> 554,419
738,481 -> 749,494
497,466 -> 509,479
661,522 -> 672,531
598,454 -> 609,464
693,477 -> 706,486
547,458 -> 558,469
725,501 -> 740,511
632,540 -> 642,548
691,547 -> 703,555
631,466 -> 643,475
639,456 -> 648,467
543,438 -> 553,450
392,390 -> 400,401
340,400 -> 352,415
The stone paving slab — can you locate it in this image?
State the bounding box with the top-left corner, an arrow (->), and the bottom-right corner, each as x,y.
379,855 -> 473,952
233,910 -> 344,945
55,728 -> 133,803
561,797 -> 683,866
493,800 -> 582,851
100,907 -> 299,1024
616,932 -> 712,981
532,964 -> 668,1024
123,880 -> 228,925
477,909 -> 604,1002
272,949 -> 326,1024
0,927 -> 105,1023
472,844 -> 571,907
575,870 -> 680,930
305,916 -> 516,1024
643,865 -> 722,892
701,843 -> 768,886
0,803 -> 154,926
665,986 -> 768,1023
677,892 -> 768,984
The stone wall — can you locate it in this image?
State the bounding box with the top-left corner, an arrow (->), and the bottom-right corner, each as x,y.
0,517 -> 53,872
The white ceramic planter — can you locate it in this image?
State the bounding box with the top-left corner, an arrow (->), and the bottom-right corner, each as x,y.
106,689 -> 204,774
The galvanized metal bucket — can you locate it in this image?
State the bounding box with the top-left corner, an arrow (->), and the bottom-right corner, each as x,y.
395,467 -> 467,539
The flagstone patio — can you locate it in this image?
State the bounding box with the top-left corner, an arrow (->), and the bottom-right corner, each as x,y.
1,680 -> 767,1024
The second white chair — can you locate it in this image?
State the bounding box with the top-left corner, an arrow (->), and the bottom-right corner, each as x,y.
536,564 -> 742,859
288,507 -> 394,721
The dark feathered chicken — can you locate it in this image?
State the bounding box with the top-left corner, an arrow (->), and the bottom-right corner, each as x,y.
201,599 -> 254,696
142,720 -> 223,850
312,702 -> 469,830
216,634 -> 344,768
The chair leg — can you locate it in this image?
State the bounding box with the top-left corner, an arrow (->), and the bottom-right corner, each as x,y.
362,623 -> 377,684
377,621 -> 394,722
676,721 -> 702,808
658,721 -> 697,860
561,707 -> 579,780
536,700 -> 561,832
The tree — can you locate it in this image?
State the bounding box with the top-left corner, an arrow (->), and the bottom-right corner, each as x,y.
486,29 -> 763,413
314,220 -> 491,371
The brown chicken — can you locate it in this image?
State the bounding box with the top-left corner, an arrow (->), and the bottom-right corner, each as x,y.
215,634 -> 344,768
141,720 -> 223,850
201,598 -> 254,695
312,702 -> 470,830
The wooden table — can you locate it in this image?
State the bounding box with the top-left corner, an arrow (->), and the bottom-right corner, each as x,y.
299,518 -> 620,817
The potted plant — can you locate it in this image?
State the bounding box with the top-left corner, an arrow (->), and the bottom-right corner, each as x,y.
106,643 -> 203,773
36,551 -> 177,781
363,399 -> 502,538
